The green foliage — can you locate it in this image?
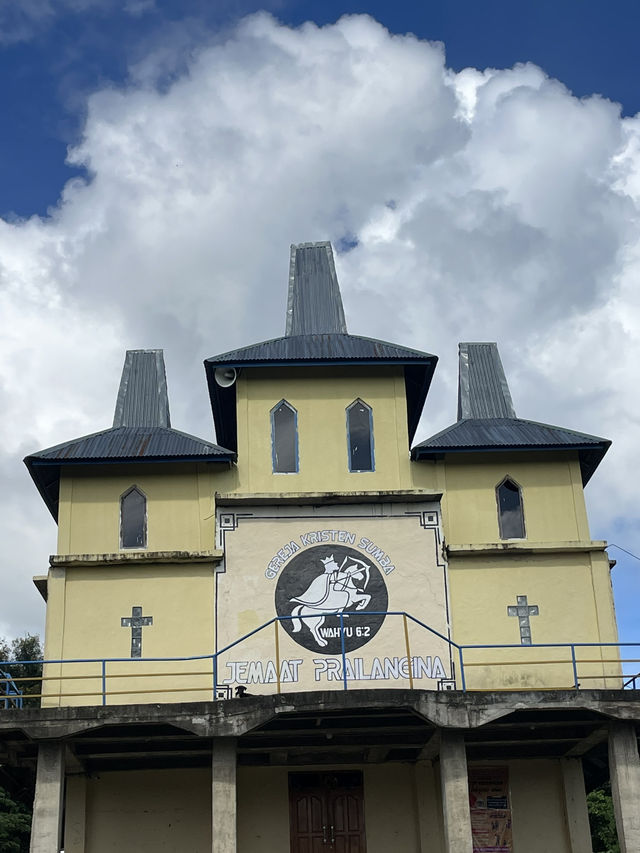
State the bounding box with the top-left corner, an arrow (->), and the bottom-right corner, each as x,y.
587,784 -> 620,853
0,634 -> 43,708
0,786 -> 31,853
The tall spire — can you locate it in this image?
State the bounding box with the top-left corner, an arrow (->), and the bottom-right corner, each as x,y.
285,242 -> 347,336
113,349 -> 171,428
457,342 -> 516,421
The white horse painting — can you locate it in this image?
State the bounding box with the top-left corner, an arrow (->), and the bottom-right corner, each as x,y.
290,555 -> 371,648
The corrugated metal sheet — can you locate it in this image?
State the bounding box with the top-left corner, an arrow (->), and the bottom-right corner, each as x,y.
411,417 -> 611,485
113,350 -> 171,428
206,333 -> 435,365
27,426 -> 233,462
457,343 -> 516,420
414,418 -> 609,450
285,242 -> 347,336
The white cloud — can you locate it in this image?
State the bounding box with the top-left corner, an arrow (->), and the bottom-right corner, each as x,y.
2,13 -> 640,645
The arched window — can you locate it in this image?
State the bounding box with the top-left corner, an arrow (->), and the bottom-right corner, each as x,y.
271,400 -> 298,473
120,487 -> 147,549
347,399 -> 374,472
496,477 -> 525,539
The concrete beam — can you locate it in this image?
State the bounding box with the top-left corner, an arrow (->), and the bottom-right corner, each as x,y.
212,737 -> 237,853
2,688 -> 640,742
29,741 -> 64,853
560,758 -> 592,853
439,730 -> 473,853
608,721 -> 640,853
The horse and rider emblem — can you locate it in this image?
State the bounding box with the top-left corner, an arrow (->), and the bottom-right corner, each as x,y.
275,545 -> 388,654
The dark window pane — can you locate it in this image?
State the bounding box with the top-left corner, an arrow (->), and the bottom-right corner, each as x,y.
272,401 -> 298,473
121,488 -> 147,548
497,480 -> 525,538
347,401 -> 373,472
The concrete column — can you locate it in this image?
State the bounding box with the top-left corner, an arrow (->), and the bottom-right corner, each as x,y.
608,721 -> 640,853
212,737 -> 237,853
560,758 -> 593,852
439,730 -> 473,853
29,741 -> 65,853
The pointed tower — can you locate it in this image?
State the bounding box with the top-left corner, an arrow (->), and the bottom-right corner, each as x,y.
26,349 -> 233,520
413,341 -> 609,485
205,242 -> 437,492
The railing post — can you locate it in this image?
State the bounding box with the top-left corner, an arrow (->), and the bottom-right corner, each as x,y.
570,645 -> 579,689
274,620 -> 281,695
340,614 -> 348,691
402,613 -> 414,689
101,660 -> 106,706
458,646 -> 466,691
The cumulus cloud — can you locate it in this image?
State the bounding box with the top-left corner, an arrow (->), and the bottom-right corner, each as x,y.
2,13 -> 640,642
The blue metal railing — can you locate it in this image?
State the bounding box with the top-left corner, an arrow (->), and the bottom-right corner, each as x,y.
0,669 -> 23,709
1,611 -> 638,707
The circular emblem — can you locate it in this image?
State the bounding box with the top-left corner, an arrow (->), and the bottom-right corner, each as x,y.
275,544 -> 388,654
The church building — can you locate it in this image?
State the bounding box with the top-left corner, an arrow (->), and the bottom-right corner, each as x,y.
1,242 -> 639,853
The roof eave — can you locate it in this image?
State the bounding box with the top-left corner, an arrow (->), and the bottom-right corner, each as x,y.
410,441 -> 611,485
24,452 -> 236,523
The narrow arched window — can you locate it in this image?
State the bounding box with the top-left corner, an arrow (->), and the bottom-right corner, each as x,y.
496,478 -> 525,539
120,487 -> 147,549
271,400 -> 298,473
347,399 -> 374,472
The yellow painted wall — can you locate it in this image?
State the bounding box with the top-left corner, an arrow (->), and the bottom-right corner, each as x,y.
507,759 -> 572,852
57,463 -> 219,556
237,763 -> 426,853
42,563 -> 216,706
213,366 -> 420,495
435,453 -> 590,545
449,550 -> 619,689
74,768 -> 212,853
65,759 -> 580,853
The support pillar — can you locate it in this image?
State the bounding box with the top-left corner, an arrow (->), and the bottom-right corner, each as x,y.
439,730 -> 473,853
608,721 -> 640,853
212,736 -> 237,853
29,741 -> 65,853
560,758 -> 592,852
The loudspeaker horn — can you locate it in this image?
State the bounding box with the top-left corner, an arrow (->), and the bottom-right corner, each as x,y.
214,367 -> 237,388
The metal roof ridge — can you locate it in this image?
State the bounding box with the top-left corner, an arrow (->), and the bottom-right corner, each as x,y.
205,331 -> 436,363
413,416 -> 611,450
24,424 -> 235,461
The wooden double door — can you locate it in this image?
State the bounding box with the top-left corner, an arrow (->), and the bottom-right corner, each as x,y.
289,771 -> 367,853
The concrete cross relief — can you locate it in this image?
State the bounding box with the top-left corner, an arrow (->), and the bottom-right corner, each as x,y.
507,595 -> 539,645
121,606 -> 154,658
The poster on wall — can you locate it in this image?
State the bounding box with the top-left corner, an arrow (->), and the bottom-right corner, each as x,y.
469,766 -> 512,853
214,503 -> 452,694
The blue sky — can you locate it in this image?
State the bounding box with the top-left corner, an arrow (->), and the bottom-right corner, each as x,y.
0,0 -> 639,660
3,0 -> 640,218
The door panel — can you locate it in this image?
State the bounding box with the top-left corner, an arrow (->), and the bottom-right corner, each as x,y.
289,772 -> 366,853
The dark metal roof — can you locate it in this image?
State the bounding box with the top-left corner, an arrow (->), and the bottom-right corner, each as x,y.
113,350 -> 171,428
27,426 -> 233,463
205,333 -> 435,366
205,334 -> 436,453
286,243 -> 347,336
458,342 -> 516,420
411,418 -> 610,485
25,426 -> 235,521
